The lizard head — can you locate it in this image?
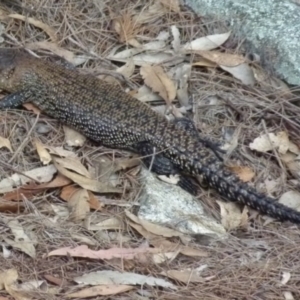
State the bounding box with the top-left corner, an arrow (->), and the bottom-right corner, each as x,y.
0,48 -> 31,92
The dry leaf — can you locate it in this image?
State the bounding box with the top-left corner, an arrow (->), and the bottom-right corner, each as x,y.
22,103 -> 41,114
0,164 -> 57,194
74,270 -> 177,290
63,126 -> 86,147
5,219 -> 36,258
67,285 -> 134,298
6,14 -> 57,42
68,188 -> 90,222
183,32 -> 231,51
0,269 -> 30,300
281,153 -> 300,179
198,51 -> 246,67
53,156 -> 91,178
216,201 -> 249,230
48,245 -> 161,260
281,272 -> 291,285
140,64 -> 176,105
250,131 -> 290,154
60,186 -> 104,210
34,139 -> 51,165
228,166 -> 255,182
220,63 -> 255,85
161,269 -> 206,283
0,199 -> 23,213
26,41 -> 89,66
0,136 -> 12,152
88,217 -> 122,231
116,59 -> 135,78
54,159 -> 122,193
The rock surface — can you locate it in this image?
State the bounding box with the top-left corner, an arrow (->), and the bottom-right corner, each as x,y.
185,0 -> 300,86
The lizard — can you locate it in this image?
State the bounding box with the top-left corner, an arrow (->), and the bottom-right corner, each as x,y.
0,47 -> 299,224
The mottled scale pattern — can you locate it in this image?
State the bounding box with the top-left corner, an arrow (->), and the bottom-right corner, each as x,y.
0,48 -> 300,224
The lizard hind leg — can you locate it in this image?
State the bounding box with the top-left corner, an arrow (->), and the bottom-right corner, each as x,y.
172,117 -> 225,160
137,141 -> 199,195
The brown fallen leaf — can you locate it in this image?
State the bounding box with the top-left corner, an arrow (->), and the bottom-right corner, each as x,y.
63,126 -> 86,147
44,274 -> 66,286
140,64 -> 176,105
48,245 -> 161,260
0,199 -> 23,213
228,166 -> 255,182
68,188 -> 90,222
6,14 -> 57,42
22,103 -> 41,114
67,285 -> 134,298
116,59 -> 135,78
60,185 -> 104,210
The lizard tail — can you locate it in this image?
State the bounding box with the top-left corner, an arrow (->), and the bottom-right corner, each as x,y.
198,160 -> 300,224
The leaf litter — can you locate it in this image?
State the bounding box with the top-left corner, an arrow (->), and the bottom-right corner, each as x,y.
0,0 -> 300,299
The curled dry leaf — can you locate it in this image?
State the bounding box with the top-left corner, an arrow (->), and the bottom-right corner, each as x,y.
140,64 -> 176,105
34,139 -> 51,165
63,126 -> 86,147
0,136 -> 13,152
183,32 -> 231,51
216,201 -> 249,230
116,59 -> 135,78
221,63 -> 256,85
250,131 -> 294,154
196,51 -> 254,85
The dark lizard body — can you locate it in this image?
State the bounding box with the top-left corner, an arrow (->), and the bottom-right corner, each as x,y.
0,48 -> 300,224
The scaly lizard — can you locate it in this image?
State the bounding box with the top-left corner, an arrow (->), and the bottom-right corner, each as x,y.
0,48 -> 299,223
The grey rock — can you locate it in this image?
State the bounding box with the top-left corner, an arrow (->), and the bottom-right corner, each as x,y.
185,0 -> 300,86
137,168 -> 227,240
